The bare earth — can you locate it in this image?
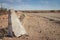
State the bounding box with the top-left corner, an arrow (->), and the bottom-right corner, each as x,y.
0,12 -> 60,40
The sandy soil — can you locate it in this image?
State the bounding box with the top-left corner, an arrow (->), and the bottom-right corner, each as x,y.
0,12 -> 60,40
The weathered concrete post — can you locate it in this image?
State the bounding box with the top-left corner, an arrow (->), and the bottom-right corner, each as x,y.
8,10 -> 13,37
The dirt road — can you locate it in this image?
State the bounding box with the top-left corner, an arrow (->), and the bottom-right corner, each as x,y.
26,13 -> 60,21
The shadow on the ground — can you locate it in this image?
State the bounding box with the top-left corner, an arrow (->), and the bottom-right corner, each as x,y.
0,27 -> 8,39
43,17 -> 60,24
54,21 -> 60,24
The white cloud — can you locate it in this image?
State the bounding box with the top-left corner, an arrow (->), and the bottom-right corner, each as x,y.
5,0 -> 14,3
40,0 -> 49,4
13,4 -> 34,10
0,3 -> 13,9
5,0 -> 22,3
2,3 -> 10,8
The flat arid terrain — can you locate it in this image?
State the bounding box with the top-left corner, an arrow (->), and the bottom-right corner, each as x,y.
0,10 -> 60,40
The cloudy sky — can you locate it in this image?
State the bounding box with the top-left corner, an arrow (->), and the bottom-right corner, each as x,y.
0,0 -> 60,10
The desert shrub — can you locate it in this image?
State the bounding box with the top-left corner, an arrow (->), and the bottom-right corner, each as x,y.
50,10 -> 55,12
19,14 -> 25,22
57,10 -> 60,12
15,10 -> 17,13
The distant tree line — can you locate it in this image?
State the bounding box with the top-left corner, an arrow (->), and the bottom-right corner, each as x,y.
21,10 -> 60,13
0,8 -> 8,15
0,8 -> 7,12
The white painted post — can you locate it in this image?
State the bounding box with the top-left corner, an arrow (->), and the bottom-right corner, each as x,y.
10,10 -> 27,37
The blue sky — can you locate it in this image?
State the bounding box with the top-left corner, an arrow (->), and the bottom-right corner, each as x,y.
0,0 -> 60,10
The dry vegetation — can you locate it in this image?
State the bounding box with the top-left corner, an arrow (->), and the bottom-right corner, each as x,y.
0,9 -> 8,39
